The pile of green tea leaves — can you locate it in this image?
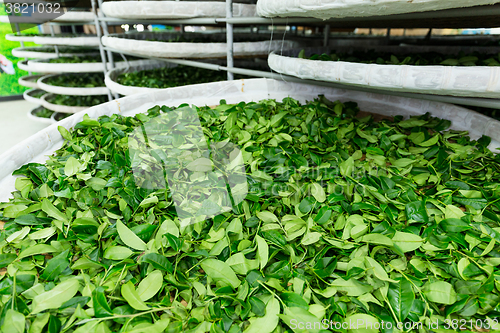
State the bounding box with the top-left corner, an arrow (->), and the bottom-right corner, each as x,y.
117,65 -> 247,89
2,96 -> 500,333
301,49 -> 500,66
45,73 -> 105,88
32,107 -> 53,119
46,94 -> 108,107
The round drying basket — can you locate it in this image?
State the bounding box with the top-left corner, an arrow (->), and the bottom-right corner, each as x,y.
19,75 -> 44,89
2,77 -> 500,202
101,1 -> 256,19
41,94 -> 92,113
27,106 -> 55,125
102,32 -> 300,58
38,73 -> 109,96
268,48 -> 500,98
256,0 -> 500,19
105,60 -> 176,96
5,33 -> 42,42
12,46 -> 99,59
28,58 -> 153,73
33,34 -> 99,46
23,89 -> 47,105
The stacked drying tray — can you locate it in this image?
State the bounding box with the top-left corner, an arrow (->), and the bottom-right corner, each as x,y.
15,31 -> 145,123
257,0 -> 500,106
11,32 -> 104,124
99,0 -> 304,95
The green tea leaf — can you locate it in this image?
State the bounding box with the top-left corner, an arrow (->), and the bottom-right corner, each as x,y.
31,278 -> 80,313
201,259 -> 241,289
116,220 -> 147,251
121,281 -> 149,311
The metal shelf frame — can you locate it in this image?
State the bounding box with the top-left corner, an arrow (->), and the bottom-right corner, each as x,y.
91,1 -> 500,110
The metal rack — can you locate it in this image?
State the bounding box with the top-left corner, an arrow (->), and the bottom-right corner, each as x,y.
7,1 -> 500,109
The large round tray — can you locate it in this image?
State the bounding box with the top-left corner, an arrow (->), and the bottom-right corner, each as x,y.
102,32 -> 300,59
12,46 -> 99,59
268,49 -> 500,98
33,34 -> 99,46
38,73 -> 109,96
2,78 -> 500,203
18,75 -> 43,89
5,33 -> 45,42
41,94 -> 94,113
23,88 -> 46,105
27,106 -> 55,125
27,58 -> 153,73
105,60 -> 177,96
256,0 -> 500,19
102,1 -> 256,19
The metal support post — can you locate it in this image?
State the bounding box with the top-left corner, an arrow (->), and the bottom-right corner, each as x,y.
226,0 -> 234,80
49,24 -> 60,58
91,0 -> 113,101
15,23 -> 31,75
425,28 -> 433,40
97,0 -> 116,70
97,0 -> 119,99
323,24 -> 330,47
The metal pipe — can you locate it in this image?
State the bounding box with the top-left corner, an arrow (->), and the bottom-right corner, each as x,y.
91,0 -> 113,101
15,22 -> 30,74
49,24 -> 60,58
323,24 -> 330,47
226,0 -> 234,80
97,0 -> 116,72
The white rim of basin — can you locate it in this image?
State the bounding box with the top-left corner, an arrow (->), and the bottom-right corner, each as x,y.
38,73 -> 109,96
18,75 -> 44,89
27,106 -> 55,125
105,60 -> 175,96
102,32 -> 300,58
23,88 -> 47,105
17,59 -> 32,72
28,58 -> 153,73
5,33 -> 42,42
268,51 -> 500,98
101,1 -> 256,19
33,34 -> 99,46
41,94 -> 92,113
256,0 -> 500,19
12,46 -> 99,59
